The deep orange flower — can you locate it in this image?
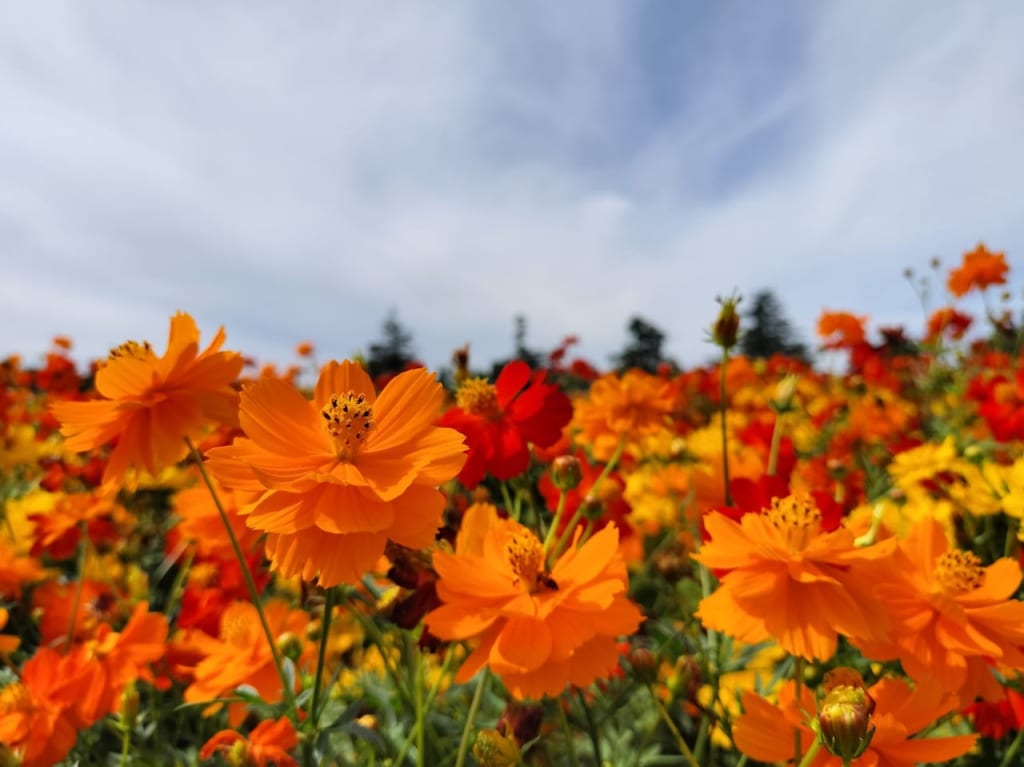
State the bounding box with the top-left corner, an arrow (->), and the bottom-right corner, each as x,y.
0,608 -> 19,656
425,503 -> 642,700
69,602 -> 169,724
32,579 -> 120,647
947,243 -> 1008,297
171,474 -> 262,561
180,599 -> 311,724
572,369 -> 676,460
734,677 -> 977,767
853,517 -> 1024,701
0,647 -> 93,767
0,537 -> 46,600
206,360 -> 466,586
28,490 -> 125,559
200,716 -> 299,767
817,311 -> 868,349
438,360 -> 572,488
51,312 -> 244,487
694,495 -> 896,661
925,306 -> 973,342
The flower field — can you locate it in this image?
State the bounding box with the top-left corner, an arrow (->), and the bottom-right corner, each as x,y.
3,244 -> 1024,767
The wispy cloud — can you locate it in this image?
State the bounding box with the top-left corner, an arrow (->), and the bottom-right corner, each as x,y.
1,2 -> 1021,371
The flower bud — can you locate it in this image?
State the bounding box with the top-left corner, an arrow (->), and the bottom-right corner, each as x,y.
276,631 -> 304,662
497,700 -> 544,745
627,646 -> 659,684
550,455 -> 583,492
711,294 -> 742,350
771,374 -> 799,413
818,685 -> 876,761
472,728 -> 521,767
119,681 -> 140,729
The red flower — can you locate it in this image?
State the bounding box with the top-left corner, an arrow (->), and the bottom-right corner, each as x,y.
439,361 -> 573,487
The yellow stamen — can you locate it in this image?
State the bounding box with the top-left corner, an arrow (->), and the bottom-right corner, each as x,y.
0,682 -> 32,714
507,532 -> 557,593
106,340 -> 153,364
321,391 -> 374,459
764,494 -> 822,550
457,377 -> 501,418
934,549 -> 984,593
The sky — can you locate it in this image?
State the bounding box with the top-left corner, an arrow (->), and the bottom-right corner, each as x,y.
2,2 -> 1022,374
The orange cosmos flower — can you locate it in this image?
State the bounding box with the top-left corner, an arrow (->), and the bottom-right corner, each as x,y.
947,243 -> 1009,297
693,494 -> 896,661
181,599 -> 311,724
200,716 -> 299,767
853,516 -> 1024,702
734,676 -> 977,767
51,312 -> 243,487
817,311 -> 868,349
425,503 -> 642,700
0,647 -> 94,767
206,360 -> 466,586
0,537 -> 47,600
572,369 -> 676,460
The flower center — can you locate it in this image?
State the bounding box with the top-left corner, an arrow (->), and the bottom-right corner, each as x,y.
321,391 -> 374,459
934,549 -> 984,593
457,378 -> 501,419
506,532 -> 558,593
221,606 -> 259,647
106,340 -> 154,364
0,682 -> 32,715
764,494 -> 822,550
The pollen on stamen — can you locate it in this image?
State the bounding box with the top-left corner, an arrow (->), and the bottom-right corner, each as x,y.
106,340 -> 154,364
506,532 -> 556,593
321,391 -> 375,456
764,494 -> 823,550
456,377 -> 501,419
934,549 -> 985,594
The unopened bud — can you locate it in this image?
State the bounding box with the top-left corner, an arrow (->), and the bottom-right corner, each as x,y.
711,294 -> 742,350
119,681 -> 140,728
818,685 -> 876,761
276,631 -> 304,662
472,728 -> 521,767
497,700 -> 544,745
627,646 -> 658,684
772,375 -> 799,413
580,493 -> 605,521
550,455 -> 583,492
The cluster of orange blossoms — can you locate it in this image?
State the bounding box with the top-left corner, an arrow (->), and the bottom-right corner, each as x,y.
0,243 -> 1022,765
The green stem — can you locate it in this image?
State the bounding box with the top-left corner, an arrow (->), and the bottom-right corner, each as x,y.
650,686 -> 700,767
793,657 -> 805,766
64,521 -> 89,652
163,546 -> 195,619
184,437 -> 298,717
719,348 -> 732,506
576,689 -> 603,765
414,639 -> 425,767
119,721 -> 130,767
311,586 -> 336,723
500,483 -> 519,522
455,669 -> 489,767
766,413 -> 784,477
1004,517 -> 1020,559
550,435 -> 627,561
541,488 -> 568,554
796,738 -> 822,767
999,723 -> 1024,767
557,700 -> 580,767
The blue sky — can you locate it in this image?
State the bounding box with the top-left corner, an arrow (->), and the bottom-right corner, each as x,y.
2,2 -> 1022,373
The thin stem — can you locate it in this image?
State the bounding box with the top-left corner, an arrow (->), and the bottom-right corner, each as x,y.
550,435 -> 627,561
311,586 -> 337,723
999,721 -> 1024,767
556,699 -> 580,767
796,738 -> 822,767
541,488 -> 568,554
793,657 -> 805,766
766,413 -> 784,477
455,669 -> 489,767
414,640 -> 425,767
719,348 -> 732,506
64,521 -> 89,652
184,437 -> 297,716
576,689 -> 603,765
650,687 -> 700,767
119,721 -> 131,767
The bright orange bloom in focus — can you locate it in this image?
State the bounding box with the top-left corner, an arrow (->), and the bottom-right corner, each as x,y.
572,369 -> 676,460
947,243 -> 1008,297
200,716 -> 299,767
425,503 -> 642,700
817,311 -> 868,349
694,495 -> 896,661
206,360 -> 466,586
51,312 -> 244,487
734,677 -> 977,767
853,517 -> 1024,702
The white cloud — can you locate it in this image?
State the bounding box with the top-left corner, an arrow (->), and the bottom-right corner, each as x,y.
0,1 -> 1021,373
